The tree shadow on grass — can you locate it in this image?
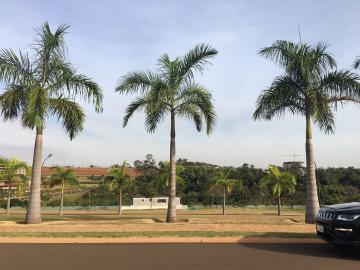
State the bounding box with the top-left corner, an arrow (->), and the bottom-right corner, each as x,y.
240,242 -> 360,261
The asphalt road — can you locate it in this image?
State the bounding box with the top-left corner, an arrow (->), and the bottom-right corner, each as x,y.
0,243 -> 359,270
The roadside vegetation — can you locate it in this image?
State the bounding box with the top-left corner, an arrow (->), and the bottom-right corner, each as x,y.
0,22 -> 360,228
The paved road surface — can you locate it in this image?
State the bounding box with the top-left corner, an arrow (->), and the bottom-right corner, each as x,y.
0,243 -> 359,270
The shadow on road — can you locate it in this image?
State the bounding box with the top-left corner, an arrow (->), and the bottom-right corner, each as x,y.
240,243 -> 360,261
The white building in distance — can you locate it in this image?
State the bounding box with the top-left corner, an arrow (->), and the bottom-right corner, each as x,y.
129,197 -> 187,210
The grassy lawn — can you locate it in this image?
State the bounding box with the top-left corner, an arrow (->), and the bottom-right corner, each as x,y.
0,207 -> 306,224
0,208 -> 315,239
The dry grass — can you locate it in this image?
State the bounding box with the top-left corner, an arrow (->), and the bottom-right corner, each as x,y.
0,208 -> 315,235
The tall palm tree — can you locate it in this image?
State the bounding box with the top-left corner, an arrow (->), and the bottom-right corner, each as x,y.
48,167 -> 79,216
0,157 -> 28,215
210,168 -> 238,215
253,40 -> 360,223
116,44 -> 217,222
260,165 -> 296,216
0,22 -> 103,224
103,161 -> 131,215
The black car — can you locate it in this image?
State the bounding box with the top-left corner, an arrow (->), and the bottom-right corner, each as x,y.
316,202 -> 360,245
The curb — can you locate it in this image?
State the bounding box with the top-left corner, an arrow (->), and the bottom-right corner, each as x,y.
0,237 -> 323,244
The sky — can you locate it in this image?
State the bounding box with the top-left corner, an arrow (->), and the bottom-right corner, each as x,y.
0,0 -> 360,168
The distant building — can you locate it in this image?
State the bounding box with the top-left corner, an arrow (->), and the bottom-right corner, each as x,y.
130,197 -> 187,210
41,166 -> 141,182
283,161 -> 305,175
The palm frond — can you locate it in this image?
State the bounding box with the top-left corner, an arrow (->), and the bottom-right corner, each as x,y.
0,84 -> 29,120
258,40 -> 299,69
21,87 -> 48,129
34,22 -> 69,63
253,75 -> 305,120
320,70 -> 360,101
123,97 -> 148,127
179,44 -> 218,83
176,84 -> 216,134
48,97 -> 85,140
145,101 -> 168,133
116,71 -> 160,94
0,49 -> 33,83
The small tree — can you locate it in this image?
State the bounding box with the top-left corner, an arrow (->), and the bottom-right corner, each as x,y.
103,161 -> 131,215
260,165 -> 296,216
0,157 -> 28,215
48,167 -> 79,215
210,169 -> 238,215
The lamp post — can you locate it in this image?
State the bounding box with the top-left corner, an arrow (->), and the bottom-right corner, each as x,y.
42,153 -> 53,168
41,153 -> 53,190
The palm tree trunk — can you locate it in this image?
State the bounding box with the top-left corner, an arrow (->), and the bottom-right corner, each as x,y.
118,187 -> 122,216
277,194 -> 281,216
25,126 -> 43,224
223,186 -> 226,215
6,183 -> 11,215
59,188 -> 64,216
166,111 -> 177,223
305,114 -> 319,224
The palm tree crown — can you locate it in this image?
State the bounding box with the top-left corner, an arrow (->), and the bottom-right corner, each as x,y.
254,40 -> 360,132
210,169 -> 238,192
48,167 -> 79,189
0,157 -> 28,183
116,43 -> 217,133
0,22 -> 103,138
103,161 -> 131,191
260,165 -> 296,197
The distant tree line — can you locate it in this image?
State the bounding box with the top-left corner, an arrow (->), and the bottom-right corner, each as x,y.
1,154 -> 360,209
127,154 -> 360,207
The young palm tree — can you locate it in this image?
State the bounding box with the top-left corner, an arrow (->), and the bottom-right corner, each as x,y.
253,40 -> 360,223
103,161 -> 131,215
210,169 -> 238,215
116,44 -> 217,222
0,22 -> 103,223
0,157 -> 28,215
260,165 -> 296,216
48,167 -> 79,215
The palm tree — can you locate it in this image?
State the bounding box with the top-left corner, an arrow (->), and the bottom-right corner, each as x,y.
48,167 -> 79,215
260,165 -> 296,216
0,157 -> 28,215
0,22 -> 103,224
116,44 -> 217,222
253,40 -> 360,223
210,168 -> 238,215
103,161 -> 131,215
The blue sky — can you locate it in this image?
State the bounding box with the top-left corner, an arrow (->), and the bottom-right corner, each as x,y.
0,0 -> 360,168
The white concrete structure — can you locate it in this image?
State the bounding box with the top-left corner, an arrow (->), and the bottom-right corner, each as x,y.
128,197 -> 187,210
